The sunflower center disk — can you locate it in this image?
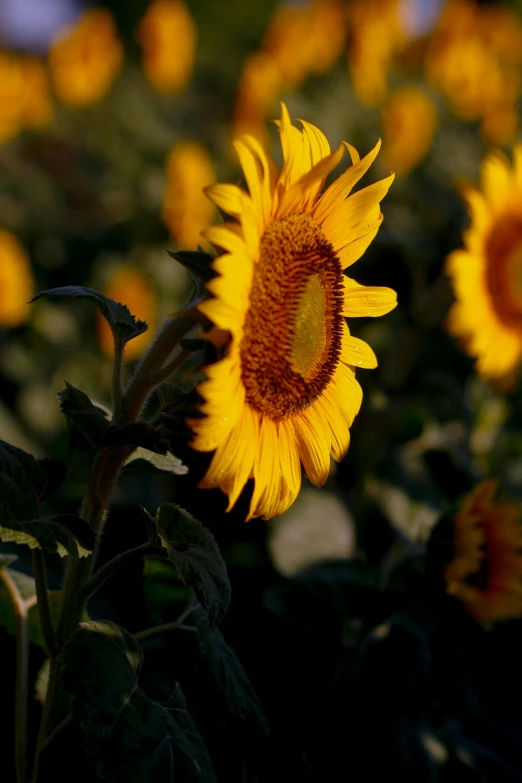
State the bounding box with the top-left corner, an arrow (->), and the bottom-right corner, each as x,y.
239,212 -> 345,421
485,214 -> 522,326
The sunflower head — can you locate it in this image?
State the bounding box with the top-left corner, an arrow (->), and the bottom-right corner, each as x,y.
446,146 -> 522,386
444,480 -> 522,628
189,104 -> 396,520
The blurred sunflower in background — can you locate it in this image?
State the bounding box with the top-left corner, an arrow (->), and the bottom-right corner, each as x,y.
136,0 -> 196,94
445,480 -> 522,627
446,147 -> 522,387
48,8 -> 123,108
0,231 -> 33,328
162,141 -> 216,248
190,105 -> 397,520
380,84 -> 437,175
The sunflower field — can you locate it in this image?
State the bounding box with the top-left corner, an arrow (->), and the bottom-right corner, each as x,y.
3,0 -> 522,781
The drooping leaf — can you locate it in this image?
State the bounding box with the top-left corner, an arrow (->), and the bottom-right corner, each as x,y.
197,624 -> 269,734
0,515 -> 95,556
155,504 -> 231,633
31,286 -> 148,345
126,449 -> 188,476
60,620 -> 217,782
0,440 -> 94,556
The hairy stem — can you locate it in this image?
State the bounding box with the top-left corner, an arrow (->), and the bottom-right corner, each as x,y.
1,567 -> 29,783
111,337 -> 124,417
31,551 -> 56,658
120,315 -> 197,423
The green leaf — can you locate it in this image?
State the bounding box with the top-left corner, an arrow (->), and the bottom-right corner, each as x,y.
60,620 -> 217,782
167,250 -> 216,283
126,448 -> 188,476
31,286 -> 148,345
0,515 -> 94,557
155,504 -> 231,633
197,625 -> 269,734
0,439 -> 94,556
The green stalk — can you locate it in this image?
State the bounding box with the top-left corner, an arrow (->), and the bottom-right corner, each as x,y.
1,567 -> 29,783
111,336 -> 124,418
32,551 -> 56,658
32,315 -> 198,782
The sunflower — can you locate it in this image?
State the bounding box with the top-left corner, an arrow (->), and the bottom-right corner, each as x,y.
445,480 -> 522,627
446,146 -> 522,385
190,105 -> 396,520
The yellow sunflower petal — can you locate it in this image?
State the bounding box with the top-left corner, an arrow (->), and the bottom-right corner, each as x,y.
204,183 -> 244,217
341,335 -> 378,369
248,417 -> 282,520
240,134 -> 275,222
313,139 -> 382,224
329,360 -> 363,425
321,173 -> 394,250
275,143 -> 345,216
222,406 -> 260,510
337,218 -> 383,269
298,119 -> 331,164
233,138 -> 271,234
344,141 -> 360,164
293,408 -> 331,488
343,278 -> 397,316
310,391 -> 351,462
277,102 -> 309,190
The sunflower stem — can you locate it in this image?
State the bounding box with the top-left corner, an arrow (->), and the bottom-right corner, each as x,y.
120,315 -> 198,424
111,336 -> 124,418
32,550 -> 56,658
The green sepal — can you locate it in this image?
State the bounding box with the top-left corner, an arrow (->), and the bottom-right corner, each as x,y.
167,249 -> 216,283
